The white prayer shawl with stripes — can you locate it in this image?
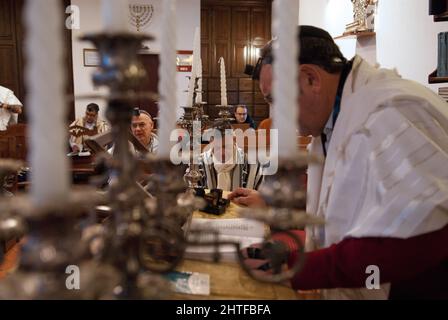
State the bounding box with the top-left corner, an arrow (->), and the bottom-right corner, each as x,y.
306,56 -> 448,299
0,85 -> 22,131
200,147 -> 264,191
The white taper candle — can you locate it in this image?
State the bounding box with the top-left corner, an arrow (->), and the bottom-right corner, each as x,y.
196,58 -> 203,104
101,0 -> 129,33
157,0 -> 177,159
219,57 -> 228,106
272,0 -> 300,159
186,27 -> 200,107
25,0 -> 70,206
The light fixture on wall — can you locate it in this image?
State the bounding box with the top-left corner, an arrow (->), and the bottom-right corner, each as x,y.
253,47 -> 260,60
244,45 -> 261,64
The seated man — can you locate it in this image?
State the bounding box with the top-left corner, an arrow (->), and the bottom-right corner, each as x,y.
0,85 -> 23,131
234,104 -> 256,129
193,124 -> 263,192
131,108 -> 159,155
69,103 -> 109,153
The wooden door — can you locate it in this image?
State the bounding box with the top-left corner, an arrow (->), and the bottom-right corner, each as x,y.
0,0 -> 22,109
0,0 -> 75,123
136,54 -> 159,125
201,0 -> 272,126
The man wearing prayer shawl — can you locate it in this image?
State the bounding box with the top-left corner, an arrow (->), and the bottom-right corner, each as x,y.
0,85 -> 22,131
229,25 -> 448,299
193,123 -> 264,192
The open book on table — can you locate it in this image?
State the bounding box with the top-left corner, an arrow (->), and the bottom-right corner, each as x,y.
185,218 -> 267,263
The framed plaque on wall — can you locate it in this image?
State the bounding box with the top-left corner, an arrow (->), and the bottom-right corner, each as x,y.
176,50 -> 193,72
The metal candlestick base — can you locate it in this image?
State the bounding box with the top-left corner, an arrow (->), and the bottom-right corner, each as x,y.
0,189 -> 109,299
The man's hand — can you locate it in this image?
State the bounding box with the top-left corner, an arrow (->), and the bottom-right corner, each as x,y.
0,103 -> 22,114
228,188 -> 267,208
241,241 -> 292,286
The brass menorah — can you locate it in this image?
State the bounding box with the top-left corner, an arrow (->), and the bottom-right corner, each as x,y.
129,4 -> 154,32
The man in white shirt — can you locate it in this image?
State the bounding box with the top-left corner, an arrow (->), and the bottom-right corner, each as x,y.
0,85 -> 23,131
69,103 -> 109,153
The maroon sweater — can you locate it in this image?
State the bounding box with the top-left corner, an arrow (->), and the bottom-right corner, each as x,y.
273,224 -> 448,299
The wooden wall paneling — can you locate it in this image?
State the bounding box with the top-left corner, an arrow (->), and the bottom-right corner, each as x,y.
202,78 -> 208,92
138,54 -> 159,118
239,92 -> 253,105
0,0 -> 75,123
233,43 -> 249,78
0,0 -> 13,40
0,136 -> 8,158
253,104 -> 270,118
208,78 -> 220,91
213,43 -> 229,78
0,0 -> 19,98
254,90 -> 266,104
227,78 -> 238,91
0,45 -> 18,92
231,7 -> 250,77
207,106 -> 221,118
201,8 -> 210,39
245,105 -> 254,116
227,92 -> 238,105
201,8 -> 211,77
251,7 -> 270,66
63,0 -> 75,122
208,92 -> 221,105
251,7 -> 271,123
239,78 -> 253,92
201,43 -> 210,77
201,0 -> 272,124
212,6 -> 231,77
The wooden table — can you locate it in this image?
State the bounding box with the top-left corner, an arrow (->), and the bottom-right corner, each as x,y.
171,192 -> 299,300
172,260 -> 297,300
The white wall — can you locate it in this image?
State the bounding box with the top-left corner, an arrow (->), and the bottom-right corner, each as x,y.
71,0 -> 200,119
299,0 -> 327,29
299,0 -> 448,92
376,0 -> 448,91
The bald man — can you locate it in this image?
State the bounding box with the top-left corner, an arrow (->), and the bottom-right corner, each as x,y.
131,110 -> 159,154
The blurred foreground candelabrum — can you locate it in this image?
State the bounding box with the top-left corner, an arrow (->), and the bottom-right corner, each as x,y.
0,29 -> 325,300
79,31 -> 193,299
0,159 -> 25,265
0,184 -> 112,299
